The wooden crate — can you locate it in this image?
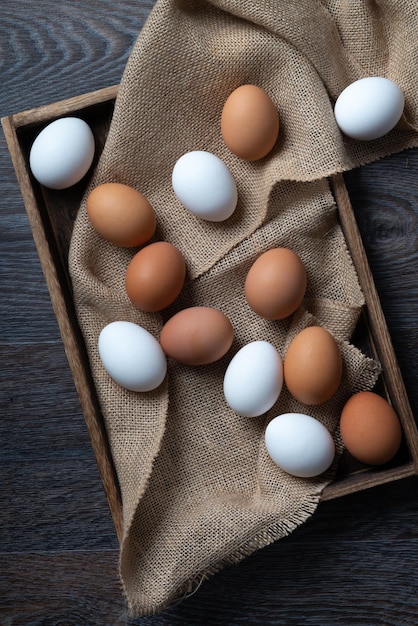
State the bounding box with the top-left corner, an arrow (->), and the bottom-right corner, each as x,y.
3,85 -> 418,541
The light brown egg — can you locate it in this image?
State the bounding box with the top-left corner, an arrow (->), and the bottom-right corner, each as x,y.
340,391 -> 402,465
125,241 -> 186,312
284,326 -> 342,405
245,247 -> 307,320
160,307 -> 234,365
221,84 -> 280,161
86,182 -> 156,247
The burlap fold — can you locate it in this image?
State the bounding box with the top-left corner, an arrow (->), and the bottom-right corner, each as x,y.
69,0 -> 418,615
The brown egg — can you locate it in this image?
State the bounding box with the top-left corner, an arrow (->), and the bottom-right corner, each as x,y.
284,326 -> 342,405
221,84 -> 280,161
125,241 -> 186,312
86,182 -> 156,247
245,248 -> 307,320
160,306 -> 234,365
340,391 -> 402,465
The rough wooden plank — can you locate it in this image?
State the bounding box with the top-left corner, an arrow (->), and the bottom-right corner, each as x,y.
0,458 -> 118,552
8,86 -> 119,128
0,551 -> 126,625
2,531 -> 418,626
1,343 -> 97,459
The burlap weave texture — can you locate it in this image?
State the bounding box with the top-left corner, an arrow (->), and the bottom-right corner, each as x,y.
69,0 -> 418,615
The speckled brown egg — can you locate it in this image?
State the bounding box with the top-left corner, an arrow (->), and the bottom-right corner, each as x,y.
86,182 -> 156,247
284,326 -> 342,405
160,306 -> 234,365
125,241 -> 186,312
221,84 -> 280,161
245,247 -> 307,320
340,391 -> 402,465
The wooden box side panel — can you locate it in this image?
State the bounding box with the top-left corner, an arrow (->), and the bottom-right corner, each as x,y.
332,174 -> 418,460
1,87 -> 123,541
322,175 -> 418,500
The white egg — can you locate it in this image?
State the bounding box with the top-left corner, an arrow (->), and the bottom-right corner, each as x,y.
334,77 -> 404,141
223,341 -> 283,417
172,150 -> 237,221
98,321 -> 167,392
29,117 -> 95,189
265,413 -> 335,478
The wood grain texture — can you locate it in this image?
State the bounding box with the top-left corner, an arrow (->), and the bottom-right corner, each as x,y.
1,1 -> 418,624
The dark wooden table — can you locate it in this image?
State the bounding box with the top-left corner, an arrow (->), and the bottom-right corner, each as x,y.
1,2 -> 418,624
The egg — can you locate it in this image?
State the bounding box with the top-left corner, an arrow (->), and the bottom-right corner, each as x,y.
265,413 -> 335,478
98,321 -> 167,392
339,391 -> 402,465
334,77 -> 404,141
29,117 -> 95,189
221,84 -> 280,160
86,183 -> 156,247
223,341 -> 283,417
245,248 -> 307,320
172,150 -> 237,221
160,306 -> 234,366
284,326 -> 342,405
125,241 -> 186,312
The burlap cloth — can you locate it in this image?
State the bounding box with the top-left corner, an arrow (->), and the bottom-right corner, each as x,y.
68,0 -> 418,616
